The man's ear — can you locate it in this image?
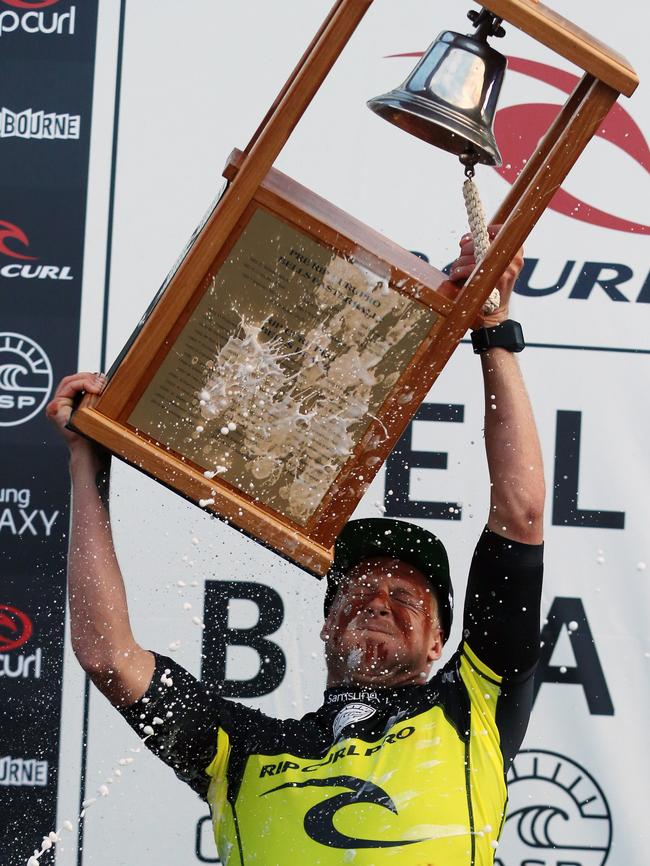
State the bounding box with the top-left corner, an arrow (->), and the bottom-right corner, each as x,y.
426,627 -> 444,664
320,612 -> 332,643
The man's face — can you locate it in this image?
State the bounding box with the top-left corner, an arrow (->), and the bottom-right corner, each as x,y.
320,556 -> 444,688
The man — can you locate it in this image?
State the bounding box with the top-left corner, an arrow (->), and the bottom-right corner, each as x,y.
47,231 -> 544,865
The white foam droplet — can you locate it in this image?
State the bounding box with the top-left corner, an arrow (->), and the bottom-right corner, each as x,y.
568,620 -> 578,632
142,725 -> 155,736
63,820 -> 74,832
183,602 -> 192,611
82,798 -> 96,808
98,784 -> 110,797
637,561 -> 646,571
153,717 -> 164,725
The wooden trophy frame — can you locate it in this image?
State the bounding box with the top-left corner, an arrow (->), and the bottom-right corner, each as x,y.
70,0 -> 638,576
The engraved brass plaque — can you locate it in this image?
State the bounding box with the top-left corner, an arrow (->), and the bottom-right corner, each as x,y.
128,207 -> 436,526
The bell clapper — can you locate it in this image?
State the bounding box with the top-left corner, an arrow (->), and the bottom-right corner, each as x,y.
461,148 -> 500,315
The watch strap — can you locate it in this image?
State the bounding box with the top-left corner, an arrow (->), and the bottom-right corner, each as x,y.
471,319 -> 525,354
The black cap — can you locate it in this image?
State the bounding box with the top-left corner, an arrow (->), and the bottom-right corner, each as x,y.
324,518 -> 453,639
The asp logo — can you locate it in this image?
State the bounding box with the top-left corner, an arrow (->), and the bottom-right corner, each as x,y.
0,220 -> 74,279
0,604 -> 33,652
496,749 -> 612,866
332,703 -> 376,742
0,332 -> 53,426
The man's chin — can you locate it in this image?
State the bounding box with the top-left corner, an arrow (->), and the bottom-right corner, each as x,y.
338,639 -> 399,683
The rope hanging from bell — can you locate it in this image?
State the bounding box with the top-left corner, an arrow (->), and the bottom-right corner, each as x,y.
461,149 -> 500,315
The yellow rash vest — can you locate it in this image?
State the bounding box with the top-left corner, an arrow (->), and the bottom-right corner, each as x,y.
120,528 -> 543,865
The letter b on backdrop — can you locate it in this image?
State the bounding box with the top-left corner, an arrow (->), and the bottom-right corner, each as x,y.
201,581 -> 286,697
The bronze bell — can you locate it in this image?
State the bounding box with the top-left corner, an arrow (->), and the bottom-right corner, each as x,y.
367,10 -> 507,167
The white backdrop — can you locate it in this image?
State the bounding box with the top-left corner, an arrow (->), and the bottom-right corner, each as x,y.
53,1 -> 649,864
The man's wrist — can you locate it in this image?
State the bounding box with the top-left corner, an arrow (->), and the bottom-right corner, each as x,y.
69,442 -> 110,475
473,309 -> 509,330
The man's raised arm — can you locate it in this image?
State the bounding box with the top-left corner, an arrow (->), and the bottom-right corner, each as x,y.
450,230 -> 545,544
46,373 -> 154,706
449,231 -> 545,686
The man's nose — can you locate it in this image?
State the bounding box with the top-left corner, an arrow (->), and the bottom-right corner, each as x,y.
364,590 -> 391,614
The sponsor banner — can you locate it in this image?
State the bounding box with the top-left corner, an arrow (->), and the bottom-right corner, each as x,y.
0,106 -> 81,139
0,1 -> 95,63
0,0 -> 98,862
0,757 -> 49,787
0,188 -> 83,290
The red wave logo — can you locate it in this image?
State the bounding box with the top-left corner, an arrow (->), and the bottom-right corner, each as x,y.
2,1 -> 60,8
0,604 -> 33,652
388,53 -> 649,235
0,221 -> 38,260
496,57 -> 649,235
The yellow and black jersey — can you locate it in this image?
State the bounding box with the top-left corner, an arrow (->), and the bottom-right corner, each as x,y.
120,529 -> 543,865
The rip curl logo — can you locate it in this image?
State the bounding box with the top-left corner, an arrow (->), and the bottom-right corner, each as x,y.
0,221 -> 36,260
2,1 -> 59,8
494,57 -> 649,236
332,702 -> 376,741
0,0 -> 75,37
388,53 -> 649,235
262,775 -> 429,849
0,221 -> 74,280
496,749 -> 612,866
0,605 -> 33,652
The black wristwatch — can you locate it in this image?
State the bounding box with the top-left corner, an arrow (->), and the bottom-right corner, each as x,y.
471,319 -> 525,354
